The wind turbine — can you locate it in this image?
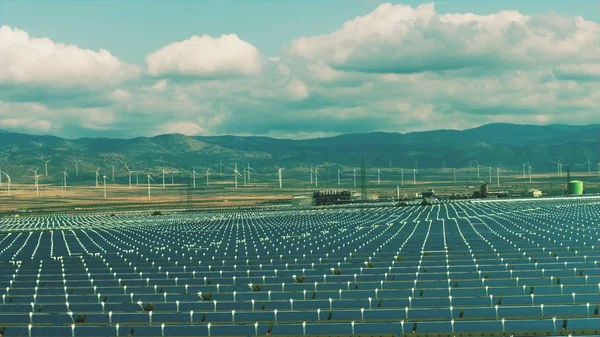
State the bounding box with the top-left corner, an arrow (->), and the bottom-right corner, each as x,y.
73,159 -> 82,177
42,158 -> 50,177
401,168 -> 404,187
337,168 -> 342,186
553,160 -> 563,177
162,167 -> 166,188
102,175 -> 108,199
95,168 -> 100,188
63,167 -> 69,188
377,169 -> 381,185
353,169 -> 357,188
453,168 -> 456,184
0,170 -> 11,197
314,166 -> 319,187
30,168 -> 40,197
242,166 -> 247,187
125,165 -> 134,188
233,163 -> 242,189
584,158 -> 591,173
475,160 -> 481,178
111,166 -> 115,182
147,175 -> 154,199
488,166 -> 492,184
192,170 -> 198,188
389,158 -> 392,173
170,169 -> 175,185
219,158 -> 223,175
528,163 -> 532,183
413,168 -> 417,185
247,161 -> 255,181
205,168 -> 212,187
522,162 -> 529,179
276,166 -> 284,189
496,167 -> 501,187
310,165 -> 314,185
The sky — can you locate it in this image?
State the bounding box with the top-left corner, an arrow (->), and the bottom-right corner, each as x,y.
0,0 -> 599,139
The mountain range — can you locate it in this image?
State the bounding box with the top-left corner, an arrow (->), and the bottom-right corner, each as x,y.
0,123 -> 598,181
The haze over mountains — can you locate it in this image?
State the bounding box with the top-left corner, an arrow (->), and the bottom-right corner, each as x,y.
0,123 -> 598,181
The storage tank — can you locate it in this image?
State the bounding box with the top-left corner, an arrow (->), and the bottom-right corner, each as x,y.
567,181 -> 584,195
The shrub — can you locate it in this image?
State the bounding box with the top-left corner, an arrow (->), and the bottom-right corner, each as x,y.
143,302 -> 154,312
295,276 -> 305,283
333,268 -> 342,275
151,211 -> 163,216
202,293 -> 212,301
75,314 -> 87,323
251,284 -> 261,292
395,256 -> 404,262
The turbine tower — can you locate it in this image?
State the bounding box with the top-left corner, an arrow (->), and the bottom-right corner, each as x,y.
353,169 -> 357,188
147,175 -> 154,199
102,175 -> 108,199
63,168 -> 69,188
276,167 -> 284,189
192,170 -> 198,188
496,167 -> 500,187
0,170 -> 11,197
205,168 -> 211,187
247,161 -> 255,181
30,168 -> 40,197
95,168 -> 100,188
233,163 -> 242,189
125,165 -> 134,188
73,159 -> 82,177
377,169 -> 381,185
310,165 -> 314,185
337,168 -> 342,186
314,166 -> 319,187
42,158 -> 50,177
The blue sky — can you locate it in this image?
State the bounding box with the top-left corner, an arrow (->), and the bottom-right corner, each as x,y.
1,1 -> 599,138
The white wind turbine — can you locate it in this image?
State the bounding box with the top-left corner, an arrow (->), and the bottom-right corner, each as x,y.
111,166 -> 115,182
496,167 -> 501,187
192,169 -> 198,188
522,162 -> 529,179
0,170 -> 11,197
310,165 -> 314,185
247,161 -> 255,181
233,163 -> 242,189
95,168 -> 100,188
413,168 -> 417,185
63,167 -> 69,188
276,166 -> 284,189
314,166 -> 319,187
584,158 -> 591,173
528,163 -> 532,183
30,168 -> 40,197
42,158 -> 50,177
205,168 -> 212,187
353,169 -> 357,188
73,159 -> 82,177
401,168 -> 404,187
102,175 -> 108,199
377,169 -> 381,185
125,165 -> 135,188
337,168 -> 342,186
162,166 -> 166,188
147,175 -> 154,199
475,160 -> 481,178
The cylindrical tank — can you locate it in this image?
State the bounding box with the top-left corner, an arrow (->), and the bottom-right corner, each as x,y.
567,181 -> 584,195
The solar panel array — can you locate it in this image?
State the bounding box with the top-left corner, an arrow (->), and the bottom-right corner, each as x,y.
1,197 -> 599,337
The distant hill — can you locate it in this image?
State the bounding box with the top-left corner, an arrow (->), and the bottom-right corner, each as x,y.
0,123 -> 598,181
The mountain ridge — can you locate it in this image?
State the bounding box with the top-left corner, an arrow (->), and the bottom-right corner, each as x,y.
0,123 -> 598,181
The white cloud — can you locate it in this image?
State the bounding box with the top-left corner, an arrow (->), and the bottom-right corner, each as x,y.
0,25 -> 140,87
146,34 -> 262,78
288,3 -> 600,75
285,80 -> 309,100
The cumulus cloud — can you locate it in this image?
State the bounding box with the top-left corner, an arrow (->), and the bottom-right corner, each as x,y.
288,3 -> 600,75
0,25 -> 140,87
146,34 -> 262,78
1,4 -> 599,139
